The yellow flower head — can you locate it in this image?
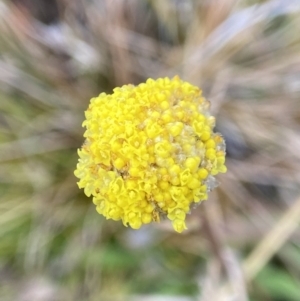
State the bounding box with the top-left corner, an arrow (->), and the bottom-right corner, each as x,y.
74,76 -> 226,232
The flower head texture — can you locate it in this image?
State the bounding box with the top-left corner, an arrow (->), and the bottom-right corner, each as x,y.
74,76 -> 226,233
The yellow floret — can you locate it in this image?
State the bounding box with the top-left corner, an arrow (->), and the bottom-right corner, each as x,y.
158,180 -> 170,190
160,100 -> 170,110
142,213 -> 152,224
206,149 -> 216,160
180,169 -> 192,186
114,157 -> 126,170
198,168 -> 209,179
168,122 -> 184,137
188,177 -> 201,189
172,219 -> 187,233
74,76 -> 226,233
129,167 -> 141,177
161,110 -> 173,123
201,131 -> 211,141
205,139 -> 216,149
184,157 -> 201,173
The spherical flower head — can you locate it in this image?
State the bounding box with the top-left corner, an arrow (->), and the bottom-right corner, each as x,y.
74,76 -> 227,233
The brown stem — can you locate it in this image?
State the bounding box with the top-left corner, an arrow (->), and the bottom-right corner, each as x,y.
201,201 -> 227,276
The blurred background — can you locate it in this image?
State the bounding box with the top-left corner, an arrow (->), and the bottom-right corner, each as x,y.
1,0 -> 300,300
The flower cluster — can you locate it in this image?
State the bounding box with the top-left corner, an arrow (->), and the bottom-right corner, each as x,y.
74,76 -> 226,232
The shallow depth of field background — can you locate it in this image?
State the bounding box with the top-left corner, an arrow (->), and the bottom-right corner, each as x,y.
1,0 -> 300,300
